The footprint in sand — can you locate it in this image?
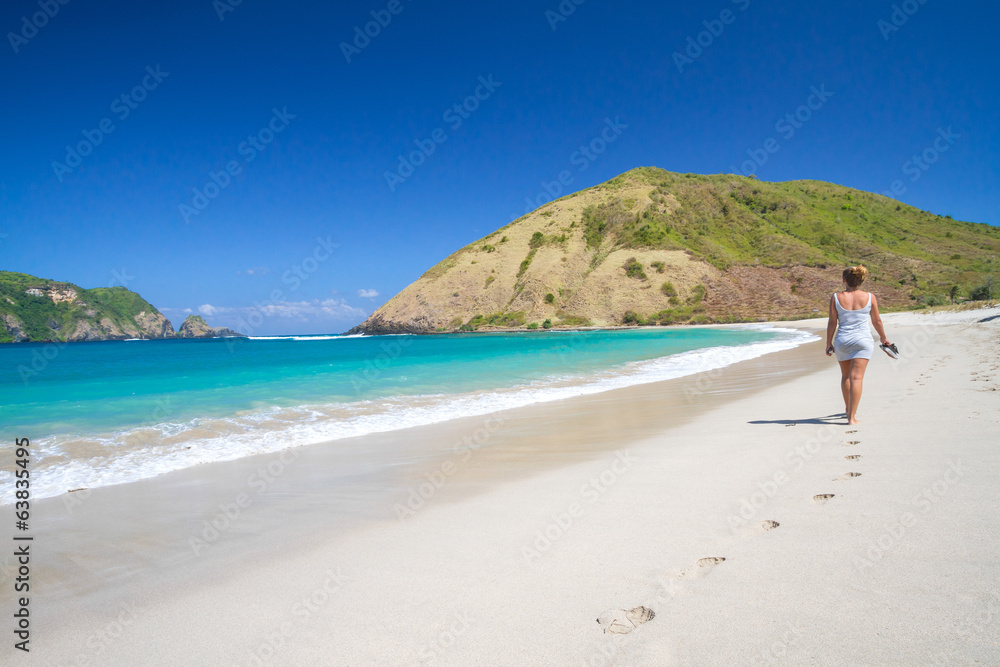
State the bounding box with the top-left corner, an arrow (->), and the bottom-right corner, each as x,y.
728,520 -> 780,543
845,454 -> 861,460
673,556 -> 727,580
843,440 -> 861,446
813,494 -> 835,504
597,606 -> 655,635
845,430 -> 858,434
834,472 -> 862,481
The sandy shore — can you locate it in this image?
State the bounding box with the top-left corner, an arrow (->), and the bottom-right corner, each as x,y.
5,310 -> 999,665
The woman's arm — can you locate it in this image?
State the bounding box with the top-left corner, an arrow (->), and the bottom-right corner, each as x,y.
869,294 -> 890,345
826,295 -> 837,355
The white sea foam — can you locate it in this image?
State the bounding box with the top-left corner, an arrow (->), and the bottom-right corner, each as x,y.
247,334 -> 366,340
0,327 -> 817,504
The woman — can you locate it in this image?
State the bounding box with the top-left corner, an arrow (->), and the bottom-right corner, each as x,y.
825,265 -> 892,425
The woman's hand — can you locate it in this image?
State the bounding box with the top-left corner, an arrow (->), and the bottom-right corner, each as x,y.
826,344 -> 835,356
880,337 -> 891,346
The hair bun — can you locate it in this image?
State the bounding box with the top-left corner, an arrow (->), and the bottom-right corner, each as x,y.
842,264 -> 869,287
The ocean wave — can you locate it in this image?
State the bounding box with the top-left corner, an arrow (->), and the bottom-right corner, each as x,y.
246,334 -> 366,340
0,327 -> 817,504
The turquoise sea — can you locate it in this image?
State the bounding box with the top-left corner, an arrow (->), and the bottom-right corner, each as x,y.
0,326 -> 815,503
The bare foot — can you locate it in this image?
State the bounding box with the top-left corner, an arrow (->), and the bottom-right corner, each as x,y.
847,417 -> 861,425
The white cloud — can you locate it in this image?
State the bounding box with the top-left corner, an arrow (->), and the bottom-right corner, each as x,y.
165,299 -> 368,334
357,289 -> 379,298
253,298 -> 367,320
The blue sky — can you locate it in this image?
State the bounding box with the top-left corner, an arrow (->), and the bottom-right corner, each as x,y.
2,0 -> 997,335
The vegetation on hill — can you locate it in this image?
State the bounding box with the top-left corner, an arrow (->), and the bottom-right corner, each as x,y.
0,271 -> 182,343
580,168 -> 999,299
176,314 -> 244,338
349,168 -> 999,334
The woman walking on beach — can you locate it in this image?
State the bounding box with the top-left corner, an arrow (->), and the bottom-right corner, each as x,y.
825,265 -> 892,425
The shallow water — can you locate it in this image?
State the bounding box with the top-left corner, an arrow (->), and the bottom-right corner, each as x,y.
0,326 -> 816,502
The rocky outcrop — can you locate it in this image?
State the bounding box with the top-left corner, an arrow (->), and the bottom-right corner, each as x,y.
176,315 -> 244,339
68,320 -> 110,342
212,327 -> 244,338
176,315 -> 214,338
2,314 -> 26,342
134,310 -> 175,338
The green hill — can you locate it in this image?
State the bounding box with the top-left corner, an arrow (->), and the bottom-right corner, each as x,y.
350,168 -> 1000,333
0,272 -> 175,343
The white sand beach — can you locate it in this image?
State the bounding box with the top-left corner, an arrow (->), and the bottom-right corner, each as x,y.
9,308 -> 1000,665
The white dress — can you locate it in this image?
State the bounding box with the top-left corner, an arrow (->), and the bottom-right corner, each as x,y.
833,292 -> 875,361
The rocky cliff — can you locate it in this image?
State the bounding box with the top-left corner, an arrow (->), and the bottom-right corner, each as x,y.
176,315 -> 243,339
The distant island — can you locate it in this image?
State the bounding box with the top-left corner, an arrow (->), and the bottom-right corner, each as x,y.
348,168 -> 999,334
0,271 -> 242,343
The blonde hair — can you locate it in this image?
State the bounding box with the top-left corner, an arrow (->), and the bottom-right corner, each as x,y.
843,265 -> 869,288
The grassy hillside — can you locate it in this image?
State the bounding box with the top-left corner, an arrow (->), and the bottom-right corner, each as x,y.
0,271 -> 174,343
590,169 -> 998,298
351,168 -> 999,333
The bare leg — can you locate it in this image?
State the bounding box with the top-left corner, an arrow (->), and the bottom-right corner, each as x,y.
847,358 -> 869,425
838,360 -> 851,416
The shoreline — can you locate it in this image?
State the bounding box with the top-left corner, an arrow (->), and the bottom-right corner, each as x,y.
10,311 -> 999,664
6,299 -> 994,345
342,300 -> 1000,335
5,324 -> 815,505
